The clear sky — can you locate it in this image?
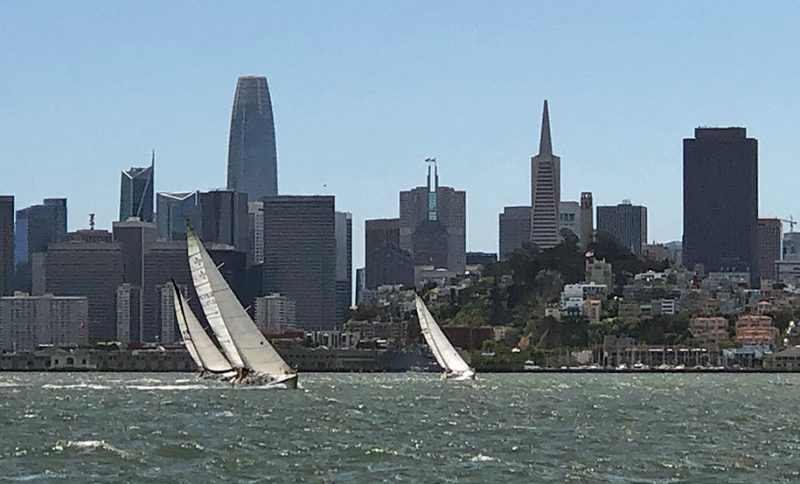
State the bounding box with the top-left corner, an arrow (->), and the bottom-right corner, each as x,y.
2,1 -> 800,270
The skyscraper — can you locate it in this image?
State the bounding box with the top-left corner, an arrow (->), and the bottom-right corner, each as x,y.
597,201 -> 648,255
756,218 -> 781,282
156,191 -> 199,241
683,128 -> 758,283
334,211 -> 352,323
227,76 -> 278,200
530,100 -> 561,249
499,206 -> 531,260
45,236 -> 123,343
0,196 -> 13,296
14,200 -> 67,292
119,152 -> 155,222
365,218 -> 413,289
263,196 -> 336,330
198,190 -> 250,254
399,162 -> 466,277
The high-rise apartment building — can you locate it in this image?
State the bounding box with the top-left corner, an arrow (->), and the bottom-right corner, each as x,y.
254,293 -> 297,332
399,162 -> 466,276
248,200 -> 265,265
499,206 -> 531,260
335,211 -> 352,323
119,153 -> 155,223
597,201 -> 648,256
45,236 -> 123,343
0,196 -> 13,296
0,293 -> 88,351
116,283 -> 141,343
227,76 -> 278,200
364,218 -> 413,289
530,100 -> 561,249
262,196 -> 336,330
757,218 -> 781,282
156,191 -> 199,241
683,128 -> 758,284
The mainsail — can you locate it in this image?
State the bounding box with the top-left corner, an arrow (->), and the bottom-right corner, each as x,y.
414,295 -> 472,374
187,231 -> 246,368
187,229 -> 294,378
172,283 -> 203,369
172,282 -> 233,374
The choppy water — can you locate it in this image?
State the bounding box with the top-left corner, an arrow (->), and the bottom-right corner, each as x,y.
1,373 -> 800,482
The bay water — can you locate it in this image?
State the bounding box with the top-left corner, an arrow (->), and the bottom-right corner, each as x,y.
1,372 -> 799,482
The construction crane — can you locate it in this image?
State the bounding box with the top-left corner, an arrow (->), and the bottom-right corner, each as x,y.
780,216 -> 797,232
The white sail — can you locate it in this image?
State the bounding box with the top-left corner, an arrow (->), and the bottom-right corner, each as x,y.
187,229 -> 294,378
172,283 -> 203,369
173,283 -> 233,373
187,231 -> 246,369
415,295 -> 472,374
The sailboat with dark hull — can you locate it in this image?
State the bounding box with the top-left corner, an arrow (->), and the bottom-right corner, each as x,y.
187,229 -> 298,388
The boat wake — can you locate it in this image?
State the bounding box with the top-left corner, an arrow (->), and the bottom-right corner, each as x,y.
52,439 -> 132,459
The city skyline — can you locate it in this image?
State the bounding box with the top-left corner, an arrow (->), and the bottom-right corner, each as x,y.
3,2 -> 800,273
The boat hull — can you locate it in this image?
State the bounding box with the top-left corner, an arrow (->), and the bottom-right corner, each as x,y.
442,369 -> 476,381
235,372 -> 299,389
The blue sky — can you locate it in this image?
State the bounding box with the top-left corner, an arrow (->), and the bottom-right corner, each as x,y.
2,1 -> 800,270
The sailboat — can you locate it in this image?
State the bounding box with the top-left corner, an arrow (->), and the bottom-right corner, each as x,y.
414,294 -> 476,380
187,229 -> 298,388
171,281 -> 236,380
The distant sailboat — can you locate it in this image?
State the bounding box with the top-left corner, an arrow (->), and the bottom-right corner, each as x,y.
187,229 -> 298,388
414,294 -> 476,380
171,281 -> 236,380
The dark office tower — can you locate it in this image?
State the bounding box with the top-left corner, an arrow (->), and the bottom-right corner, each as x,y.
579,192 -> 594,249
365,218 -> 414,289
14,201 -> 67,292
399,162 -> 466,275
334,212 -> 352,323
156,191 -> 199,241
198,190 -> 249,254
43,198 -> 67,235
119,152 -> 155,222
499,206 -> 531,260
531,100 -> 561,249
757,218 -> 781,282
597,201 -> 648,256
142,241 -> 191,342
15,203 -> 65,263
0,196 -> 13,296
263,196 -> 336,330
113,219 -> 156,287
683,128 -> 758,284
45,236 -> 123,343
227,76 -> 278,200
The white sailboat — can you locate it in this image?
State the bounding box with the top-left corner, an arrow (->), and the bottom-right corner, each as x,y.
171,281 -> 236,380
187,229 -> 298,388
414,294 -> 476,380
